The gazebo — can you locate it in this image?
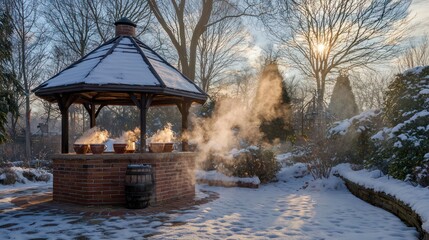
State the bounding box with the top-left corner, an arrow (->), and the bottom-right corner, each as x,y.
33,17 -> 207,153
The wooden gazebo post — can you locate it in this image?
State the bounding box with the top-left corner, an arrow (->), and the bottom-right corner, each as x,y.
177,101 -> 192,151
130,93 -> 153,152
60,107 -> 69,153
56,94 -> 77,153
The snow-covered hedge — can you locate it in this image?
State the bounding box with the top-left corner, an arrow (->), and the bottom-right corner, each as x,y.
327,109 -> 383,165
326,66 -> 429,186
369,66 -> 429,183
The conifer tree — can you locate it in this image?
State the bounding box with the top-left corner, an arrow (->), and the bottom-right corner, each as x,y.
328,72 -> 359,120
0,9 -> 20,143
258,62 -> 293,142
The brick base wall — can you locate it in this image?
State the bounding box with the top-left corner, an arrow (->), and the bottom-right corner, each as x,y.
52,153 -> 196,206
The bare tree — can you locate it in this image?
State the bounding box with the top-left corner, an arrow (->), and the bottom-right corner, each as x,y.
35,44 -> 72,136
43,0 -> 101,135
196,4 -> 249,93
350,71 -> 391,111
148,0 -> 260,82
87,0 -> 152,42
7,0 -> 49,161
44,0 -> 97,59
266,0 -> 410,107
397,34 -> 429,72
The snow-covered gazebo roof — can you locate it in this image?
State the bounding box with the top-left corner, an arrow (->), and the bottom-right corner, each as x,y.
33,17 -> 207,153
33,32 -> 206,105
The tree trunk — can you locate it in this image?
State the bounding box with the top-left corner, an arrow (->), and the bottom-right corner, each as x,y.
21,32 -> 31,163
148,0 -> 213,82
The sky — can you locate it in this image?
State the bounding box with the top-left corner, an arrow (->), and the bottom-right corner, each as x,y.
245,0 -> 429,80
410,0 -> 429,36
251,0 -> 429,50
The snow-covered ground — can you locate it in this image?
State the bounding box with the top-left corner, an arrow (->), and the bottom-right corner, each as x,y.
196,169 -> 261,185
0,164 -> 419,239
336,163 -> 429,233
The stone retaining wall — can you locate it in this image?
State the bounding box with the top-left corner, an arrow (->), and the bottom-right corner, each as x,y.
341,177 -> 429,240
52,152 -> 196,206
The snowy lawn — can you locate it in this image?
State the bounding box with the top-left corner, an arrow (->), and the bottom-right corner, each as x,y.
0,164 -> 418,240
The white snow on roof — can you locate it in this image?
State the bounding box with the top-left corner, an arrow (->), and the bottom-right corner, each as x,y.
40,37 -> 202,94
140,47 -> 163,62
85,45 -> 159,85
148,58 -> 200,93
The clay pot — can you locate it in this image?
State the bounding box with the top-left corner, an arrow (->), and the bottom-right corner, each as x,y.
113,143 -> 127,154
125,142 -> 136,153
73,144 -> 89,154
90,144 -> 106,154
149,143 -> 164,153
163,143 -> 174,152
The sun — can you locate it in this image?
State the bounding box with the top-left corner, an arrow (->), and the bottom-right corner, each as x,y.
316,43 -> 326,55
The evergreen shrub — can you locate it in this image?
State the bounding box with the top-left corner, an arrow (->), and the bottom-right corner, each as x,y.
367,66 -> 429,184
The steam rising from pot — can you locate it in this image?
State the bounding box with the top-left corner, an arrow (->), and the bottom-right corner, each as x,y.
74,127 -> 109,144
150,123 -> 176,143
114,127 -> 140,144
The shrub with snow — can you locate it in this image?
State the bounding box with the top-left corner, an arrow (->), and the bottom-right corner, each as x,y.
0,167 -> 52,185
327,109 -> 383,165
0,168 -> 19,185
297,140 -> 338,179
368,66 -> 429,184
207,146 -> 281,184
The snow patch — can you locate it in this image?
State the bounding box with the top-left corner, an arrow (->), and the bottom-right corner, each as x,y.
335,163 -> 429,232
328,109 -> 380,136
0,167 -> 52,188
196,170 -> 261,185
403,66 -> 426,75
276,163 -> 309,181
419,89 -> 429,95
305,177 -> 345,191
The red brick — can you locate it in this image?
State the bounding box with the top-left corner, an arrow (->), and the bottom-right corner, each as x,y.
52,153 -> 196,205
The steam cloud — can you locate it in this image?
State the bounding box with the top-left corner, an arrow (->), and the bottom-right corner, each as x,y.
114,127 -> 140,144
150,123 -> 176,143
74,126 -> 109,144
112,127 -> 141,151
188,63 -> 286,160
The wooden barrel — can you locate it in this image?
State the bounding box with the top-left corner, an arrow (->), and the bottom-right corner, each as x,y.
124,164 -> 153,209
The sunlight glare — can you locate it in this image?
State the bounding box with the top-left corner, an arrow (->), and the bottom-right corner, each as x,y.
316,43 -> 326,55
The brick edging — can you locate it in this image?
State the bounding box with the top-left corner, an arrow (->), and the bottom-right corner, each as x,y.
339,176 -> 429,240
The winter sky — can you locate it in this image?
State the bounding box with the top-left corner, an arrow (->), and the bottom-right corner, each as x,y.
410,0 -> 429,36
